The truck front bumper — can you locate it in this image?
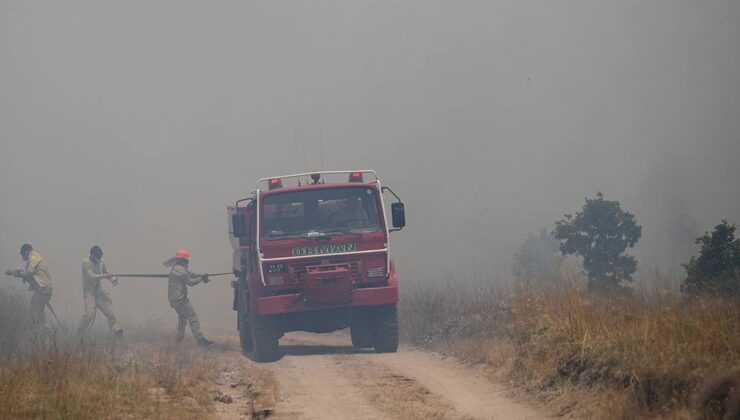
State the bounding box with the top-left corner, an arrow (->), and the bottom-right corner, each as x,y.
254,284 -> 398,316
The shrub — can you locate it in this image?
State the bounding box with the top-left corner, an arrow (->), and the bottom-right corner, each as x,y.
553,192 -> 641,294
681,220 -> 740,299
513,228 -> 563,283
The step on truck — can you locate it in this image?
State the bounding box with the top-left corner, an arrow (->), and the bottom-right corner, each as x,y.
228,170 -> 406,362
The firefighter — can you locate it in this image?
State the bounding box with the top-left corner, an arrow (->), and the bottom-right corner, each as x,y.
4,244 -> 53,330
166,249 -> 213,346
78,245 -> 124,338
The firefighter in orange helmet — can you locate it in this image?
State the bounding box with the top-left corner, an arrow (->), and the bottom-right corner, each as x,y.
165,249 -> 213,346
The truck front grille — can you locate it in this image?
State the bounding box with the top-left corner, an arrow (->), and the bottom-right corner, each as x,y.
288,258 -> 362,283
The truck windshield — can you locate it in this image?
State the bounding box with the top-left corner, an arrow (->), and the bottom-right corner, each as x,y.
261,187 -> 382,240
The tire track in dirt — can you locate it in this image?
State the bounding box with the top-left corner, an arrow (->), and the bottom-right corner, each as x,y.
266,352 -> 386,420
340,358 -> 466,420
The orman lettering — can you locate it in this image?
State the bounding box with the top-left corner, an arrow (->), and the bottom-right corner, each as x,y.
291,243 -> 358,256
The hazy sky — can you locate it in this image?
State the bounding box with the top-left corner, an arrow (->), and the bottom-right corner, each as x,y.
1,1 -> 739,326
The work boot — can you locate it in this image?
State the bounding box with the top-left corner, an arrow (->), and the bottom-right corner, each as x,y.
197,338 -> 213,347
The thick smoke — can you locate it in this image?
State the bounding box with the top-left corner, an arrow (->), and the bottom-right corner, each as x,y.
1,1 -> 739,327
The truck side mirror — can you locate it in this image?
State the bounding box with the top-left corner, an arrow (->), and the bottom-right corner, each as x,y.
391,202 -> 405,229
232,213 -> 248,238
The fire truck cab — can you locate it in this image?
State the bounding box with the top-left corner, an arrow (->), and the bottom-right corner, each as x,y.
228,170 -> 405,362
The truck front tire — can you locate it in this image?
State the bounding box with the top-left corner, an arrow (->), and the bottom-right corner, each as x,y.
237,308 -> 253,352
237,286 -> 253,353
249,314 -> 280,362
350,310 -> 374,348
372,304 -> 399,353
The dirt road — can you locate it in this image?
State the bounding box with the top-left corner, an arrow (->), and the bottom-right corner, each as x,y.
208,330 -> 543,420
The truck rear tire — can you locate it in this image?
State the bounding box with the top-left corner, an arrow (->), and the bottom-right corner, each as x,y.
372,305 -> 399,353
249,314 -> 280,362
350,310 -> 374,348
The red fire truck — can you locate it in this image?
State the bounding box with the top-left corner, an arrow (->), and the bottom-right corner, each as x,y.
228,170 -> 406,362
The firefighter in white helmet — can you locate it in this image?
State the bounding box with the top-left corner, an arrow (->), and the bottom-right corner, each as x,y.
78,245 -> 123,338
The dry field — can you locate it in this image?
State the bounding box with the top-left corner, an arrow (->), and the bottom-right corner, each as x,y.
0,286 -> 276,420
3,267 -> 738,420
0,285 -> 543,420
400,269 -> 740,419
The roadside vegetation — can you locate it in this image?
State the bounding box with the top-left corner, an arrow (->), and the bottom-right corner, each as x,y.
401,269 -> 739,419
681,220 -> 740,300
553,192 -> 642,294
0,286 -> 273,419
401,204 -> 740,419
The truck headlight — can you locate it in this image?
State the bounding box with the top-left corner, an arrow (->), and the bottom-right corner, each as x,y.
366,267 -> 386,278
267,274 -> 286,285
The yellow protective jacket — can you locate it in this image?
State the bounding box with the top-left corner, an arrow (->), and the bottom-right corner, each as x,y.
13,251 -> 52,290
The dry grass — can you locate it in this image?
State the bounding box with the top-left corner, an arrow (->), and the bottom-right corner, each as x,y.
0,287 -> 217,419
0,341 -> 216,419
0,286 -> 31,361
400,270 -> 740,419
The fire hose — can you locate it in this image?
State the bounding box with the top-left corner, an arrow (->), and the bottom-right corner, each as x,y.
113,272 -> 232,283
79,272 -> 231,335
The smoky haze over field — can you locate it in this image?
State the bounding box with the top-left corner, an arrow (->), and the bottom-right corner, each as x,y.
1,1 -> 739,327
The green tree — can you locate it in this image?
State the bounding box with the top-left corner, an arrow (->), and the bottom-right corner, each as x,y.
681,220 -> 740,299
514,228 -> 563,281
553,192 -> 642,293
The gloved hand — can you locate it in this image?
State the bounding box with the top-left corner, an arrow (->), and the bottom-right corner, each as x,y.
202,274 -> 210,284
110,276 -> 119,286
